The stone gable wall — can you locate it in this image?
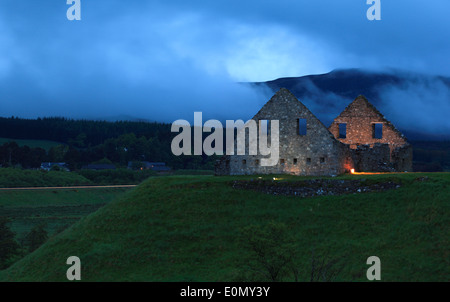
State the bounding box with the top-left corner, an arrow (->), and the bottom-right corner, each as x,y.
328,96 -> 413,172
221,89 -> 349,176
328,97 -> 408,152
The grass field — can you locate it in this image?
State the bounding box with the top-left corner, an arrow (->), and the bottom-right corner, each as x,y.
0,172 -> 448,282
0,187 -> 133,241
0,168 -> 92,188
0,138 -> 63,151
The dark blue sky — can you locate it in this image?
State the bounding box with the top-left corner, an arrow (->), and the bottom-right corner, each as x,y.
0,0 -> 449,123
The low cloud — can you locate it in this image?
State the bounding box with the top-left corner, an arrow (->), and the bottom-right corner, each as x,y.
0,6 -> 277,123
0,0 -> 449,130
294,79 -> 350,127
378,76 -> 450,136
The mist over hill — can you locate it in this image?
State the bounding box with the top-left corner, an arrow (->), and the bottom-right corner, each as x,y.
1,68 -> 449,141
252,69 -> 450,140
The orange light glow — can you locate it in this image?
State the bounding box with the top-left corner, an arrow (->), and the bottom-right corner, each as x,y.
350,170 -> 402,175
355,172 -> 390,175
350,168 -> 411,175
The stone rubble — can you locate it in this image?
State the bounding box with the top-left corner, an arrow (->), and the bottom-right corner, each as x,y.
231,178 -> 402,198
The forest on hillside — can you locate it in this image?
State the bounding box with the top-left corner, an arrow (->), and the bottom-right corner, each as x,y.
0,117 -> 217,171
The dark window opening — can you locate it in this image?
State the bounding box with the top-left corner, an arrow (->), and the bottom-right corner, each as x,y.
297,118 -> 307,136
293,158 -> 298,165
320,157 -> 325,163
373,123 -> 383,139
242,159 -> 246,165
338,123 -> 347,139
255,159 -> 260,165
280,159 -> 285,165
306,158 -> 311,164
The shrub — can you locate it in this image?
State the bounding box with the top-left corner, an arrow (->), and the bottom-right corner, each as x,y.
0,217 -> 20,269
23,224 -> 48,253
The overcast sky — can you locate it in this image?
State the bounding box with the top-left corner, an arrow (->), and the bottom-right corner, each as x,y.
0,0 -> 449,122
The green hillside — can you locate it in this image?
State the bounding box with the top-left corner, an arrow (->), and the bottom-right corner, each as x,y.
0,168 -> 91,188
0,173 -> 448,281
0,187 -> 133,240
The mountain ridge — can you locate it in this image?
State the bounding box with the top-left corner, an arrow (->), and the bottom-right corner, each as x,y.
251,68 -> 450,140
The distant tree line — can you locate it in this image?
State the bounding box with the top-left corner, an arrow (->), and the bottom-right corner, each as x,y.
0,116 -> 171,146
411,141 -> 450,172
0,117 -> 447,172
0,117 -> 218,170
0,142 -> 46,168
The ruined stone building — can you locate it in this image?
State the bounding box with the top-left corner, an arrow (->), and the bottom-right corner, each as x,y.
328,95 -> 412,172
215,88 -> 412,176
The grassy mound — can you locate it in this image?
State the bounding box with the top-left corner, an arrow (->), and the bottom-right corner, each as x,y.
0,173 -> 448,281
0,187 -> 132,240
0,168 -> 91,188
77,169 -> 156,185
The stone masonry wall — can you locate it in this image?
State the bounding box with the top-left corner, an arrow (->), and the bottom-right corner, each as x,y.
392,144 -> 413,172
351,143 -> 393,172
328,95 -> 413,172
215,155 -> 230,176
215,92 -> 413,176
218,88 -> 349,176
329,96 -> 408,152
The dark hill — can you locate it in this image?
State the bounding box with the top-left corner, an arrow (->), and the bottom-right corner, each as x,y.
264,69 -> 403,101
252,69 -> 450,140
